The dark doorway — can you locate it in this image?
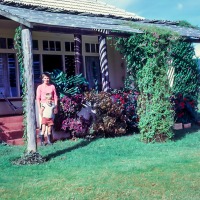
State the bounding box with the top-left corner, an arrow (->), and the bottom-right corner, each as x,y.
43,55 -> 62,73
85,56 -> 102,90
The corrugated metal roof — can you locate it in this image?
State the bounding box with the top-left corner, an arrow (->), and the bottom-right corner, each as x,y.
0,4 -> 143,34
2,0 -> 144,19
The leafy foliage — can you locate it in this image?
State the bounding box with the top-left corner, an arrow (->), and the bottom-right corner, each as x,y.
115,23 -> 199,142
171,41 -> 199,102
14,26 -> 27,140
177,20 -> 199,29
50,69 -> 87,98
115,30 -> 177,142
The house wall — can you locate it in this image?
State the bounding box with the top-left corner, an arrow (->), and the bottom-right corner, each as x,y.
0,19 -> 126,115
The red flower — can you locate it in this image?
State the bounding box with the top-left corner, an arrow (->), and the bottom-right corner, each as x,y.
179,102 -> 185,109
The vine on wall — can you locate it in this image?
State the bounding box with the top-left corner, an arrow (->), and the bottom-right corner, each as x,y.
171,41 -> 199,101
115,27 -> 180,142
14,26 -> 27,140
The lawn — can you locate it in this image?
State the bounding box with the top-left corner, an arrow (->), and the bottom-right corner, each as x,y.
0,127 -> 200,200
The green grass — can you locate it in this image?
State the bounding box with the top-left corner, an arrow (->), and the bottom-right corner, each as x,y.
1,127 -> 200,200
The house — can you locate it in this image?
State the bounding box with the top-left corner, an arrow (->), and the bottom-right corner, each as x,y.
0,0 -> 145,116
1,0 -> 200,116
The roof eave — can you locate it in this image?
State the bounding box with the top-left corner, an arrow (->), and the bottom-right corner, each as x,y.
0,9 -> 32,28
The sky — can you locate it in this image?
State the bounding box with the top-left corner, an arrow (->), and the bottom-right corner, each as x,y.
102,0 -> 200,57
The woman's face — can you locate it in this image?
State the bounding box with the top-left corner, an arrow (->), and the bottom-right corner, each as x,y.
42,75 -> 50,84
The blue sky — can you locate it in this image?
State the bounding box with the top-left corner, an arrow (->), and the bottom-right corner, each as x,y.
103,0 -> 199,26
102,0 -> 200,56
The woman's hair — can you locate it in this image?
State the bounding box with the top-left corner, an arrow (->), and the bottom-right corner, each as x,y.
41,72 -> 51,79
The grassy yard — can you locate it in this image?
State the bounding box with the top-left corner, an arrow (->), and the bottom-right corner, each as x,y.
0,127 -> 200,200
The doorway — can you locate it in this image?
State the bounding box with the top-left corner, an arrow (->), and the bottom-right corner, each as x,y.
42,55 -> 63,73
85,56 -> 102,90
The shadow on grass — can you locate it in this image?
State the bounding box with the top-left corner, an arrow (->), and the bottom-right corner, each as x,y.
45,138 -> 95,161
173,124 -> 200,141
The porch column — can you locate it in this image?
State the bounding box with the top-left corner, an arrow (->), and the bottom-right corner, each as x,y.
98,35 -> 110,92
74,34 -> 83,75
21,28 -> 37,152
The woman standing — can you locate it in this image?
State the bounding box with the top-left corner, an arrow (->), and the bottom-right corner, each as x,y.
36,72 -> 58,145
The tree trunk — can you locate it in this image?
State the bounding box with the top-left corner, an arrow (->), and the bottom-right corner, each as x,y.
22,28 -> 37,153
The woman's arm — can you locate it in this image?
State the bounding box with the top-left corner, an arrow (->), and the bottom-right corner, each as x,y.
40,107 -> 44,117
52,85 -> 58,114
36,84 -> 42,113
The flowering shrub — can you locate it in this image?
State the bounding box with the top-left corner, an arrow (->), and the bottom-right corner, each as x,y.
62,116 -> 91,137
58,94 -> 91,137
60,94 -> 84,117
171,93 -> 196,123
55,89 -> 139,138
111,90 -> 139,131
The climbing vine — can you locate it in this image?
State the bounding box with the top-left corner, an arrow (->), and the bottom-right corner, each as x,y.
115,26 -> 181,142
115,22 -> 199,142
14,26 -> 27,140
171,41 -> 199,101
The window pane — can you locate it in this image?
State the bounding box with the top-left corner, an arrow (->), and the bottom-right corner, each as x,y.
85,43 -> 90,52
71,42 -> 74,52
0,56 -> 3,87
7,38 -> 14,49
91,44 -> 95,53
33,54 -> 40,83
33,54 -> 41,92
96,44 -> 99,53
43,40 -> 49,51
55,41 -> 61,51
32,40 -> 39,50
49,41 -> 55,51
8,54 -> 17,97
65,42 -> 70,51
0,38 -> 6,49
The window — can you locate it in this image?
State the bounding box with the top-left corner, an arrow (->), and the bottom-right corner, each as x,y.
71,42 -> 74,52
0,38 -> 14,49
32,40 -> 39,50
85,43 -> 99,53
65,42 -> 70,51
65,42 -> 74,52
43,40 -> 48,51
7,38 -> 14,49
33,54 -> 41,92
33,54 -> 41,84
91,44 -> 96,53
0,56 -> 3,88
0,38 -> 6,49
8,54 -> 17,97
43,40 -> 61,51
85,43 -> 90,53
55,41 -> 61,51
96,44 -> 99,53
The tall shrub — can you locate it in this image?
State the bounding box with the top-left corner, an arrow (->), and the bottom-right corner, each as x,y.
115,29 -> 177,142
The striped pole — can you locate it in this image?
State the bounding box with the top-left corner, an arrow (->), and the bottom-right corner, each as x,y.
74,34 -> 82,75
98,35 -> 110,92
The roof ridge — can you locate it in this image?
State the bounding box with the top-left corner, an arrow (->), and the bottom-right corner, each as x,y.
1,0 -> 144,19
